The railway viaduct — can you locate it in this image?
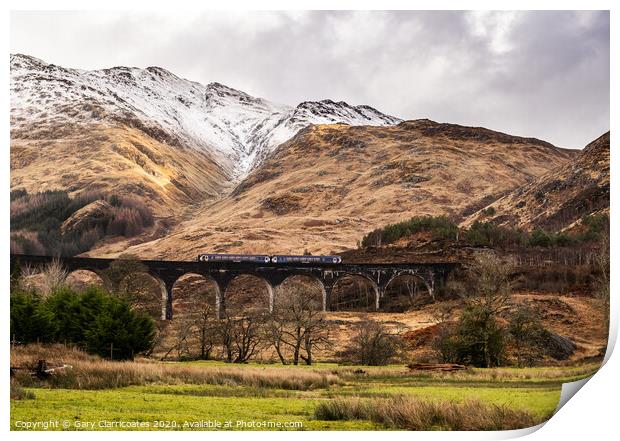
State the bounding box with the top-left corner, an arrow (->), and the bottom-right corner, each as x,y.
10,254 -> 459,320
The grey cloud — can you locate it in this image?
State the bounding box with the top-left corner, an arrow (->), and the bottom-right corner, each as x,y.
10,10 -> 609,148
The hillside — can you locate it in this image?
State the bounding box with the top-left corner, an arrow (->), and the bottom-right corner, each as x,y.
10,54 -> 400,253
462,132 -> 610,232
320,292 -> 607,363
93,120 -> 576,259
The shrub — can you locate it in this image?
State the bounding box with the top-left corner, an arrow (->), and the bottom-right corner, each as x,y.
10,188 -> 28,202
507,303 -> 550,367
482,206 -> 496,216
360,214 -> 606,251
463,221 -> 527,248
432,323 -> 464,363
108,194 -> 122,207
341,320 -> 404,365
553,232 -> 574,247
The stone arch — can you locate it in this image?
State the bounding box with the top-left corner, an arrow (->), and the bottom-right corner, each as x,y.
170,273 -> 220,320
66,268 -> 110,292
381,273 -> 432,312
118,272 -> 168,320
223,273 -> 274,316
330,273 -> 380,312
276,274 -> 327,312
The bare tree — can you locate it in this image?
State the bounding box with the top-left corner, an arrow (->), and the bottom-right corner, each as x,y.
431,302 -> 454,325
233,314 -> 265,363
217,316 -> 237,363
159,319 -> 195,361
194,302 -> 218,360
268,284 -> 330,365
39,259 -> 68,296
264,314 -> 289,364
459,252 -> 516,315
404,277 -> 419,305
214,312 -> 265,363
15,262 -> 40,293
593,231 -> 610,332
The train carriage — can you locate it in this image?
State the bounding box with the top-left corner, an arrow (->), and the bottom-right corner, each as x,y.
197,254 -> 342,264
271,255 -> 341,264
197,254 -> 271,263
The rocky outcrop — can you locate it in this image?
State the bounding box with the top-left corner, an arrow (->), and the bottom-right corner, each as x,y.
60,200 -> 113,235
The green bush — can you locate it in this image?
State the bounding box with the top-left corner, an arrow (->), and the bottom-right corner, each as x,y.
433,305 -> 505,367
463,221 -> 527,248
10,291 -> 57,344
10,286 -> 155,360
553,232 -> 575,247
84,297 -> 156,360
529,228 -> 577,248
362,216 -> 457,247
579,214 -> 608,242
528,228 -> 553,247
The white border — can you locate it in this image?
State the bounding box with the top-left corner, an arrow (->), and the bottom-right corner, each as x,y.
2,2 -> 616,440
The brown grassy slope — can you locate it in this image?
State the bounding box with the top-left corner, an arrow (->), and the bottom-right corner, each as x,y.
10,124 -> 230,219
461,132 -> 610,231
95,120 -> 575,258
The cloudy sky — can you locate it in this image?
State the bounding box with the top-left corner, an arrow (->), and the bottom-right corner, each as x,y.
10,10 -> 609,148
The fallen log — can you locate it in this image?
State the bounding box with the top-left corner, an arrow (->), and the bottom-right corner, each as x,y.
29,360 -> 74,379
407,363 -> 467,372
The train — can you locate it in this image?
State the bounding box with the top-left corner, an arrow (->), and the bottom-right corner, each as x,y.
197,253 -> 342,264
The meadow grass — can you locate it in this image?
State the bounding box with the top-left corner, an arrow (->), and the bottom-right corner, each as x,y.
10,387 -> 377,431
12,344 -> 339,391
10,344 -> 601,431
314,396 -> 541,430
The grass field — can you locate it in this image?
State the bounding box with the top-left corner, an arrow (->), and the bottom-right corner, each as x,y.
10,352 -> 600,431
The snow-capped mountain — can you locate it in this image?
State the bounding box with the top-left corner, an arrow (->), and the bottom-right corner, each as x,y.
10,54 -> 401,180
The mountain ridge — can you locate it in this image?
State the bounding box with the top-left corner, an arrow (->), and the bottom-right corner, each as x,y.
91,121 -> 577,259
10,53 -> 401,180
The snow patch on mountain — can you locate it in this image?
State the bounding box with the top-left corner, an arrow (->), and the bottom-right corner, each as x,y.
10,54 -> 401,180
